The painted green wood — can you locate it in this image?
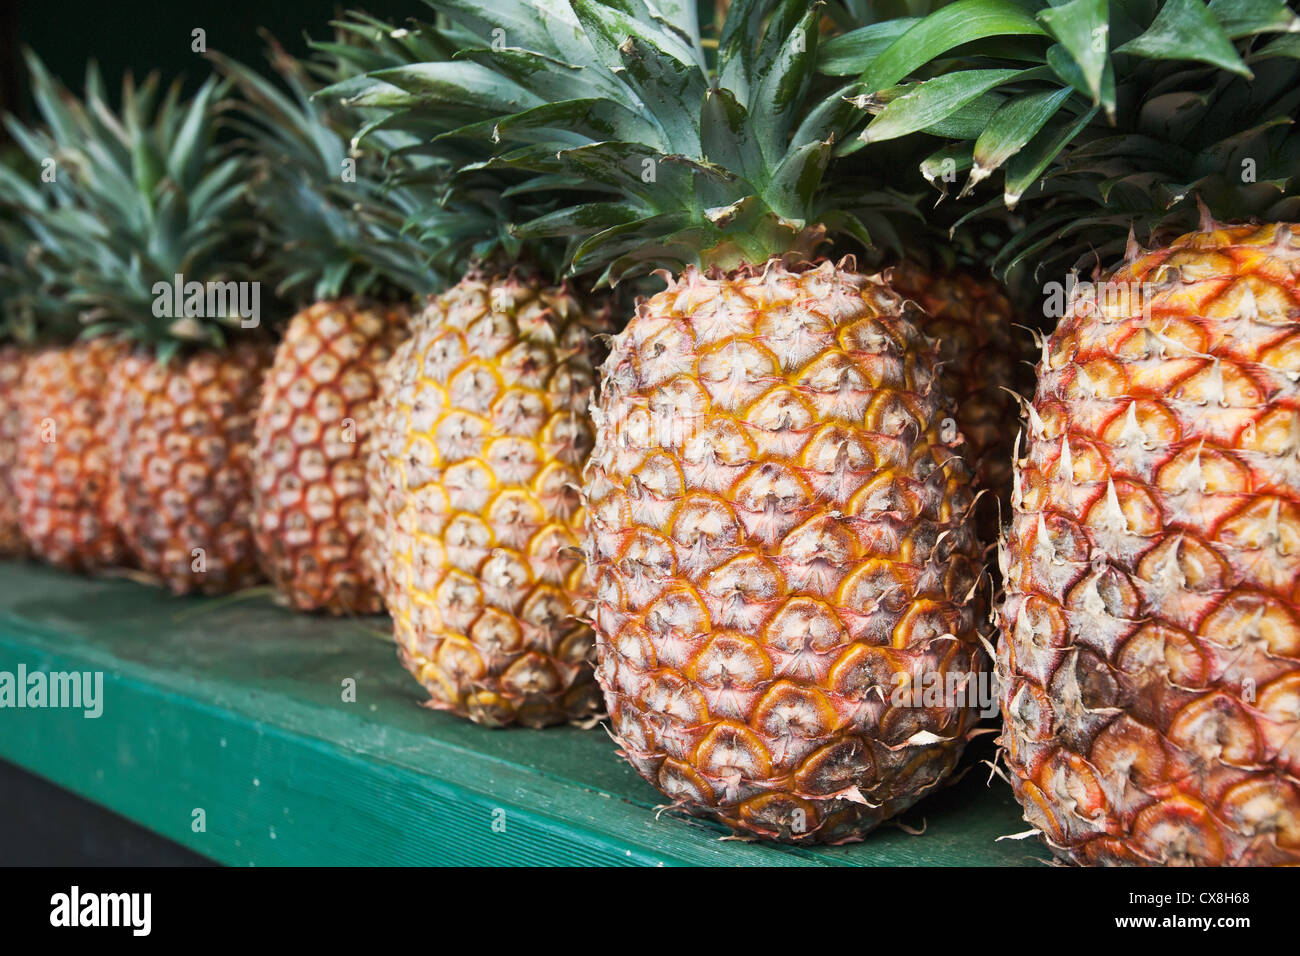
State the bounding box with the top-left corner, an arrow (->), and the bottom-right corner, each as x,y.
0,561 -> 1050,866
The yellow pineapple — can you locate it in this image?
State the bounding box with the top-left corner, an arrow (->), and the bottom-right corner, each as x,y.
317,12 -> 624,722
376,272 -> 608,728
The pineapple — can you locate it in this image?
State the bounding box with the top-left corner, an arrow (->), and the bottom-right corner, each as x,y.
587,260 -> 984,841
1007,221 -> 1300,866
105,343 -> 271,595
214,25 -> 450,614
856,0 -> 1300,863
11,57 -> 271,594
321,16 -> 615,726
0,232 -> 27,557
13,340 -> 127,570
380,271 -> 609,727
0,343 -> 24,557
0,89 -> 129,571
355,0 -> 991,837
252,301 -> 406,613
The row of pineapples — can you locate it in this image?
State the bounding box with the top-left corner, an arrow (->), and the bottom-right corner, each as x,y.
1,0 -> 1297,865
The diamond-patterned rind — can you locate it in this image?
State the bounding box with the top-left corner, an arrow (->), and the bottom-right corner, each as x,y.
252,299 -> 407,614
14,340 -> 128,570
377,274 -> 608,728
106,341 -> 272,595
1000,223 -> 1300,866
0,346 -> 29,557
584,259 -> 988,844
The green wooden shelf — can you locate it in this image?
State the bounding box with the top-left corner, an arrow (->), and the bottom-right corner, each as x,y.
0,561 -> 1049,866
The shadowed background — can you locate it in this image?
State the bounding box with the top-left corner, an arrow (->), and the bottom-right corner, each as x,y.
1,1 -> 418,124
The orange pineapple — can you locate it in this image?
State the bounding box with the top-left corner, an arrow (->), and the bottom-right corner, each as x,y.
1002,224 -> 1300,865
13,341 -> 128,570
105,342 -> 271,594
0,344 -> 27,556
861,0 -> 1300,864
253,301 -> 407,612
0,87 -> 129,572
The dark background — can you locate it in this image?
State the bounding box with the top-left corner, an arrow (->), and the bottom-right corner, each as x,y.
0,759 -> 211,865
1,1 -> 421,124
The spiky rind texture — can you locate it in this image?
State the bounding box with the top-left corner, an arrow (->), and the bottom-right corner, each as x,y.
364,330 -> 410,613
252,299 -> 408,614
378,273 -> 609,728
14,340 -> 128,570
584,258 -> 988,843
999,223 -> 1300,866
106,342 -> 272,595
0,346 -> 27,556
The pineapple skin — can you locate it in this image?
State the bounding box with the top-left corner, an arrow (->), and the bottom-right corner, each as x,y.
105,341 -> 272,595
1000,223 -> 1300,866
379,273 -> 609,728
585,258 -> 989,844
252,299 -> 407,614
13,340 -> 128,570
889,260 -> 1028,538
364,330 -> 411,614
0,346 -> 28,557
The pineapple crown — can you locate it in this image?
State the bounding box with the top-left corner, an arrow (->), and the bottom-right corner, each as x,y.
0,144 -> 87,346
211,16 -> 462,307
832,0 -> 1300,277
0,51 -> 259,359
315,13 -> 585,282
331,0 -> 872,285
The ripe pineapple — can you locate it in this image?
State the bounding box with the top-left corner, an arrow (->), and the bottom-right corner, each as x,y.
1004,222 -> 1300,865
587,259 -> 985,841
357,0 -> 991,836
13,340 -> 127,570
0,89 -> 129,571
0,343 -> 27,557
215,30 -> 448,613
859,0 -> 1300,863
252,302 -> 407,612
12,58 -> 272,594
379,272 -> 609,727
319,13 -> 619,724
105,343 -> 271,594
